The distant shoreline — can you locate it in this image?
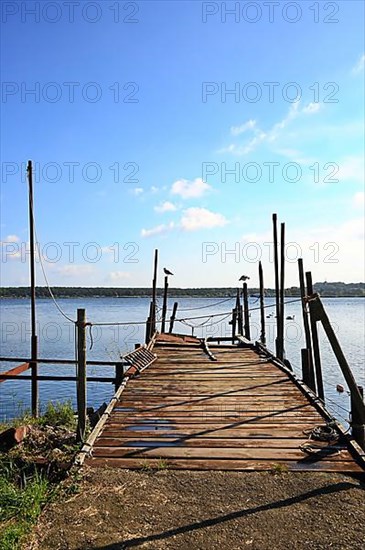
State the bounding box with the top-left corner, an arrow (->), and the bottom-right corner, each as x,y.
1,283 -> 364,299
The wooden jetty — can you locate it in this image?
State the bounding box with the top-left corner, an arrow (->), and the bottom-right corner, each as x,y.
81,333 -> 365,473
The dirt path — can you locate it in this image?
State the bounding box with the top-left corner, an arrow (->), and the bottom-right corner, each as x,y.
29,467 -> 364,550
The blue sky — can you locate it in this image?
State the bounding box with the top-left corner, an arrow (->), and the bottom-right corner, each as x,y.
1,0 -> 364,288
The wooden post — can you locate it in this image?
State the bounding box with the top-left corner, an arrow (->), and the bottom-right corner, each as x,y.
277,222 -> 285,360
312,294 -> 365,418
27,160 -> 38,417
272,213 -> 280,358
258,261 -> 266,346
236,289 -> 243,335
231,308 -> 237,343
151,249 -> 158,334
76,308 -> 87,443
145,301 -> 153,344
306,272 -> 325,401
114,362 -> 124,391
351,386 -> 365,450
169,302 -> 178,333
301,348 -> 316,392
298,258 -> 315,391
161,275 -> 168,333
243,282 -> 250,341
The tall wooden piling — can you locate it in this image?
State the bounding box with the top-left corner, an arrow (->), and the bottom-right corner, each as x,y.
243,282 -> 250,341
258,261 -> 266,346
306,272 -> 325,401
351,386 -> 365,450
277,222 -> 285,360
298,258 -> 316,392
231,307 -> 237,343
76,308 -> 87,443
237,288 -> 243,335
272,214 -> 280,357
27,160 -> 38,417
151,249 -> 158,334
161,276 -> 169,333
169,302 -> 178,333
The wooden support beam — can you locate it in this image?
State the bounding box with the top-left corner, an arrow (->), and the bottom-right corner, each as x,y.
278,222 -> 285,360
151,249 -> 158,334
351,386 -> 365,450
76,308 -> 87,443
301,348 -> 315,392
27,160 -> 38,417
311,294 -> 365,418
258,261 -> 266,346
0,363 -> 30,383
243,282 -> 250,341
169,302 -> 178,333
298,258 -> 315,391
272,213 -> 280,358
161,275 -> 168,333
306,273 -> 325,401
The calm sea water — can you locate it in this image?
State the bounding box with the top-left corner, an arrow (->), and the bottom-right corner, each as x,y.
0,296 -> 364,425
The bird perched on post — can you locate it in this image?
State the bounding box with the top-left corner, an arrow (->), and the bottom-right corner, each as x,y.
164,268 -> 174,276
239,275 -> 250,281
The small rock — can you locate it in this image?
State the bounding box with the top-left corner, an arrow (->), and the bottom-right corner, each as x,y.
0,425 -> 28,451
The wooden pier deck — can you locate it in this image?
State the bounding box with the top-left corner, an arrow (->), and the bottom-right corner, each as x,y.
84,334 -> 364,473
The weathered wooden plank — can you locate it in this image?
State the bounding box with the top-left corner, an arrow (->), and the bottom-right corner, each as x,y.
91,445 -> 354,462
86,457 -> 364,473
95,437 -> 336,449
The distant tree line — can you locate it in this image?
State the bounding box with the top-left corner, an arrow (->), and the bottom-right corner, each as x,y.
0,282 -> 364,299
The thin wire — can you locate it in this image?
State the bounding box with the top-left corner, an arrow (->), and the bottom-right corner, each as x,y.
168,296 -> 235,312
29,189 -> 75,324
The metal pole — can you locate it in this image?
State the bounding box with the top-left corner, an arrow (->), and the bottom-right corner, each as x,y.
258,261 -> 266,346
27,160 -> 38,417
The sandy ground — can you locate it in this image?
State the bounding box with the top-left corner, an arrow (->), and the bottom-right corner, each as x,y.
28,467 -> 365,550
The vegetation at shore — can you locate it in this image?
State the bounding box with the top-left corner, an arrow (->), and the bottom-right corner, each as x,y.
1,281 -> 364,299
0,401 -> 80,550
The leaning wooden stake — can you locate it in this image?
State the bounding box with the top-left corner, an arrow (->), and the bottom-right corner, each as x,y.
312,294 -> 365,422
161,275 -> 169,333
236,288 -> 243,335
27,160 -> 38,417
306,273 -> 325,401
76,308 -> 87,443
169,302 -> 178,333
258,261 -> 266,346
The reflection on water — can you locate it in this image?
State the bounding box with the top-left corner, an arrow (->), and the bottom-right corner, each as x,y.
1,296 -> 364,424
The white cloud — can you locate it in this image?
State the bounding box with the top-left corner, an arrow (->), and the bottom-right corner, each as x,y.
353,191 -> 365,208
171,178 -> 211,199
338,155 -> 365,184
109,271 -> 131,282
352,54 -> 365,74
132,187 -> 144,195
230,119 -> 256,136
154,201 -> 177,213
302,102 -> 321,114
141,222 -> 175,238
180,207 -> 228,231
1,234 -> 20,243
222,101 -> 322,156
52,264 -> 95,277
150,186 -> 159,193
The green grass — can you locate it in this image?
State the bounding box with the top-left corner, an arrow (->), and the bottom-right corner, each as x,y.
0,400 -> 78,549
0,460 -> 51,550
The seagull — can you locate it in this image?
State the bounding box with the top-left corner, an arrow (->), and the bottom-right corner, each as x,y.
163,268 -> 174,276
239,275 -> 250,281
